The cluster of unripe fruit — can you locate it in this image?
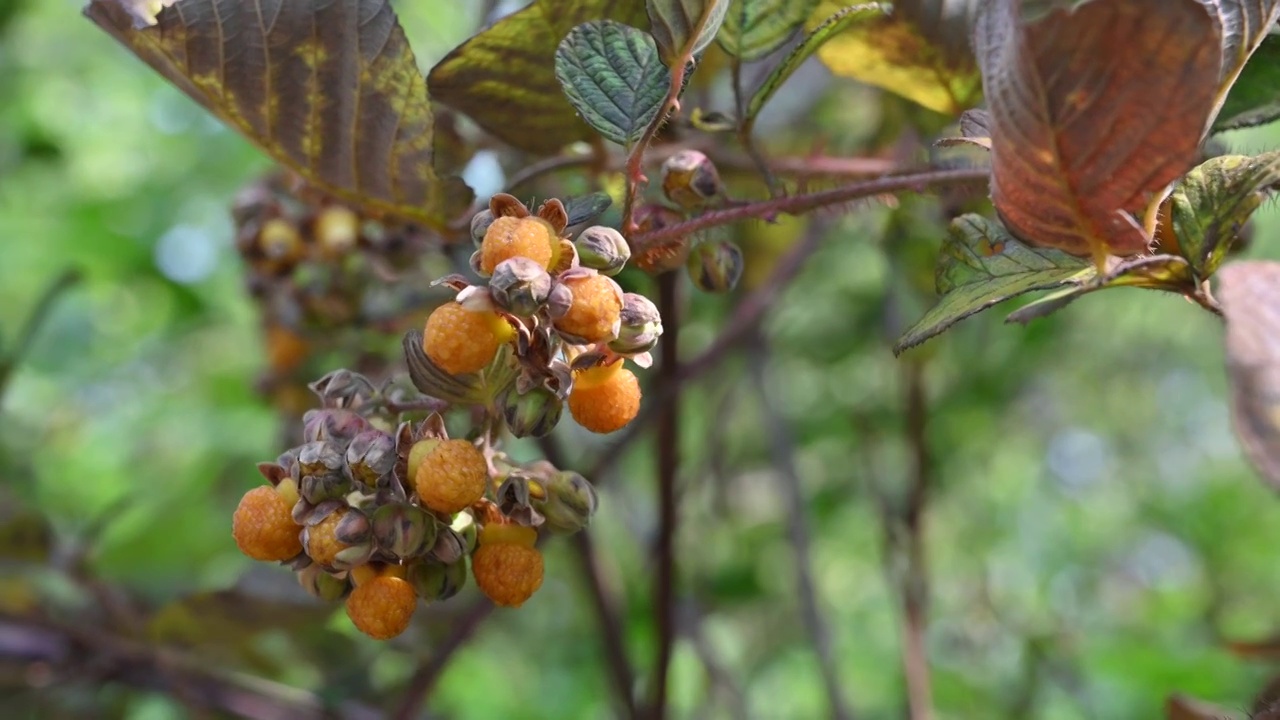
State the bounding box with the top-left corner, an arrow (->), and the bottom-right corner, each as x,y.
231,194 -> 669,639
232,396 -> 598,640
413,192 -> 663,437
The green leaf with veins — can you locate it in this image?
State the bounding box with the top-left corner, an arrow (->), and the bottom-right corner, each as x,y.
718,0 -> 818,60
428,0 -> 650,156
1165,151 -> 1280,278
554,20 -> 672,146
894,214 -> 1090,354
1214,34 -> 1280,131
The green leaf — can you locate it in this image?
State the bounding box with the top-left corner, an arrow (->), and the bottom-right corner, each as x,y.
746,3 -> 886,125
1214,34 -> 1280,131
893,214 -> 1090,354
808,0 -> 981,116
85,0 -> 472,230
718,0 -> 819,60
1166,151 -> 1280,278
428,1 -> 650,156
564,192 -> 615,226
975,0 -> 1223,260
554,21 -> 672,146
1218,260 -> 1280,491
646,0 -> 731,64
1004,255 -> 1194,325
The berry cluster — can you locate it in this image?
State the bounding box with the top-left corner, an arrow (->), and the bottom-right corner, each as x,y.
232,194 -> 664,640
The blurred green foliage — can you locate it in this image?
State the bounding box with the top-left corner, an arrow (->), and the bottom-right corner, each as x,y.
2,2 -> 1280,719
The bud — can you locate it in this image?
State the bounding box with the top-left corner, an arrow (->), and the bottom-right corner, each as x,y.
661,150 -> 722,209
574,226 -> 631,276
331,541 -> 376,570
372,503 -> 437,560
532,471 -> 599,534
489,257 -> 553,317
451,511 -> 479,554
428,527 -> 468,564
408,560 -> 467,602
609,293 -> 663,355
502,386 -> 564,438
686,239 -> 744,293
334,510 -> 372,545
257,217 -> 303,264
308,369 -> 378,409
345,430 -> 397,486
297,441 -> 345,478
470,209 -> 495,247
300,471 -> 350,505
297,564 -> 350,601
302,409 -> 371,445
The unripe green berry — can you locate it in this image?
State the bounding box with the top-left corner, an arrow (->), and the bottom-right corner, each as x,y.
574,226 -> 631,276
686,239 -> 743,294
502,386 -> 564,438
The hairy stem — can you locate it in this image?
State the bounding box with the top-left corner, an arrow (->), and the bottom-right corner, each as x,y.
731,59 -> 779,197
649,271 -> 682,719
623,56 -> 693,235
631,167 -> 988,251
750,339 -> 855,720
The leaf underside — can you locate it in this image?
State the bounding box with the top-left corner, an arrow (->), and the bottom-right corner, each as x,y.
428,0 -> 650,156
85,0 -> 472,229
809,0 -> 981,116
977,0 -> 1223,258
894,214 -> 1089,354
646,0 -> 731,64
1218,260 -> 1280,492
1214,33 -> 1280,132
554,20 -> 672,146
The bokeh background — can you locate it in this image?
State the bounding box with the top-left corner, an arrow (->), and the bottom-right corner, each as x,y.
3,1 -> 1280,718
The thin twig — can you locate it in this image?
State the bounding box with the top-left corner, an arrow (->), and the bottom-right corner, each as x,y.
749,337 -> 854,720
631,167 -> 988,251
504,154 -> 595,193
898,359 -> 935,720
731,59 -> 779,196
392,600 -> 495,720
583,217 -> 831,487
537,436 -> 639,719
0,615 -> 382,720
0,268 -> 82,403
623,58 -> 693,234
649,271 -> 682,720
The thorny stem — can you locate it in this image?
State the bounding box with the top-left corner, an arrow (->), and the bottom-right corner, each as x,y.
623,56 -> 694,235
536,436 -> 639,719
649,271 -> 682,720
630,167 -> 988,251
749,338 -> 855,720
392,601 -> 495,720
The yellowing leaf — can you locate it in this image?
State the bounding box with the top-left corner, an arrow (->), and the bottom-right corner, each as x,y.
429,0 -> 650,155
807,1 -> 980,116
85,0 -> 472,230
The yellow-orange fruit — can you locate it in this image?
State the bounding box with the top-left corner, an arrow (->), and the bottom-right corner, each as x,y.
232,486 -> 303,561
306,509 -> 350,566
422,302 -> 512,375
415,439 -> 488,514
554,274 -> 622,343
472,525 -> 543,607
569,361 -> 641,434
345,575 -> 417,639
480,216 -> 557,275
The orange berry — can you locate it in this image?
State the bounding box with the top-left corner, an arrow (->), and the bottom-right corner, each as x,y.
306,509 -> 351,566
554,274 -> 623,343
415,439 -> 488,514
480,216 -> 557,275
345,575 -> 417,639
569,361 -> 641,434
472,525 -> 543,607
232,486 -> 302,561
422,302 -> 513,375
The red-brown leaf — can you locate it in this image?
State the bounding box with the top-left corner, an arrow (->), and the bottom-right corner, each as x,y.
1219,260 -> 1280,490
976,0 -> 1223,261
